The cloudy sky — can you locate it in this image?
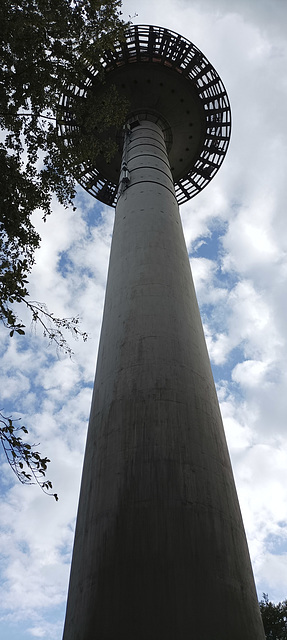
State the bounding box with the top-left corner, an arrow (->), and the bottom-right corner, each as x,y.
1,0 -> 287,638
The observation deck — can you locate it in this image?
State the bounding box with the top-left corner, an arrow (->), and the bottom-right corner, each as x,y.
59,24 -> 231,206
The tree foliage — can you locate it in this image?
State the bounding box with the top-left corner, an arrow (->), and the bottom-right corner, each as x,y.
0,0 -> 129,490
0,412 -> 58,499
260,594 -> 287,639
0,0 -> 128,336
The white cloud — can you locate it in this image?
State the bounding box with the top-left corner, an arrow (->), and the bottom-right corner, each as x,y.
1,1 -> 287,637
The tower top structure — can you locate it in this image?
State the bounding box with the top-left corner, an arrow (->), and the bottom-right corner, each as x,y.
59,24 -> 231,206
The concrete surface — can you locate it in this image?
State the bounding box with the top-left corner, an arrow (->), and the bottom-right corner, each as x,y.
62,121 -> 265,640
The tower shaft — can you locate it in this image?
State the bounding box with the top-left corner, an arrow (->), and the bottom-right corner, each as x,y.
62,121 -> 264,639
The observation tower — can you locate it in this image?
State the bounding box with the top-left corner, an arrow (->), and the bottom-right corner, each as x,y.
60,25 -> 265,640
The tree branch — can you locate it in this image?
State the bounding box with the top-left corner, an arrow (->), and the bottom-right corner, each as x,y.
0,412 -> 58,500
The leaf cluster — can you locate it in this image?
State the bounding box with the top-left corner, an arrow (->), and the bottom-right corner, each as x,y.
0,0 -> 128,336
260,594 -> 287,639
26,299 -> 89,355
0,412 -> 58,499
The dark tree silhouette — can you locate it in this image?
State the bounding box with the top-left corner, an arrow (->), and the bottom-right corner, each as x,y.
0,0 -> 129,490
0,412 -> 58,499
0,0 -> 128,338
260,593 -> 287,639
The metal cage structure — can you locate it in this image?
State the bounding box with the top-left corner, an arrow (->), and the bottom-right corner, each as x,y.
58,24 -> 231,206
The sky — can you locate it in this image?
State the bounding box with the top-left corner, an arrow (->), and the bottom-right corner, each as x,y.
1,0 -> 287,637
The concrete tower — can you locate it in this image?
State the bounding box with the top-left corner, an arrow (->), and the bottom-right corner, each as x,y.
60,25 -> 265,640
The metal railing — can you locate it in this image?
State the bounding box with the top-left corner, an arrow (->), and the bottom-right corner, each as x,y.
58,25 -> 231,206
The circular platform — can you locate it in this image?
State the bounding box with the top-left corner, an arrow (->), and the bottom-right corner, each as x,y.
58,25 -> 231,207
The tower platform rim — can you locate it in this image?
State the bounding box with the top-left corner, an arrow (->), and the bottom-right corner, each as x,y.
58,24 -> 232,207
